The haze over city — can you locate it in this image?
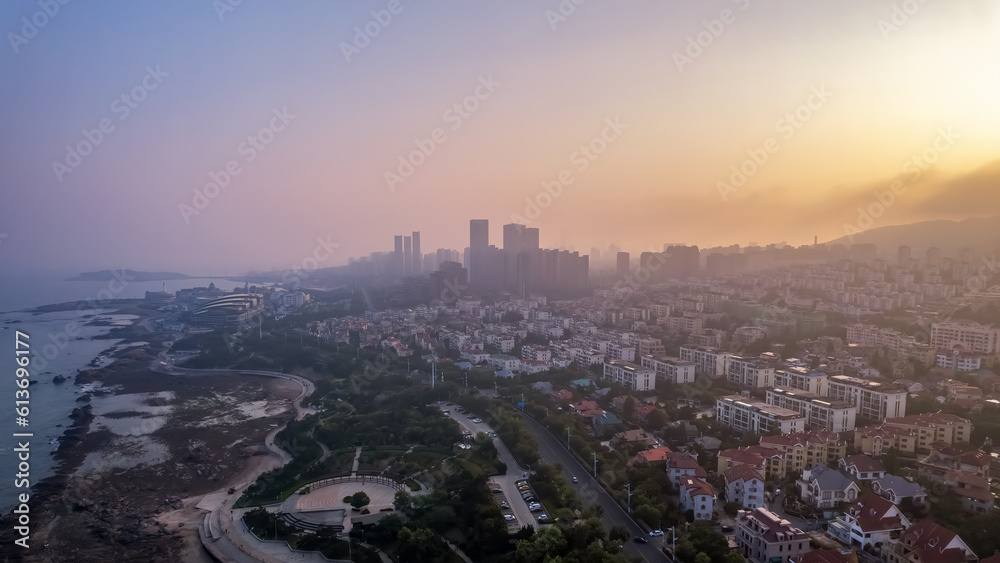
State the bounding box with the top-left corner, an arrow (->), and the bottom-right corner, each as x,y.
2,1 -> 999,275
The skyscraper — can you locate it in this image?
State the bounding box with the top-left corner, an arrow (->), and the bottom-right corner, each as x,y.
411,231 -> 421,275
617,252 -> 630,277
404,235 -> 412,277
394,235 -> 404,278
469,219 -> 489,289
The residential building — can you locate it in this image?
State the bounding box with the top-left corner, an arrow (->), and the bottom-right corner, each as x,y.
774,367 -> 829,396
679,476 -> 716,520
838,455 -> 886,481
679,345 -> 729,376
603,360 -> 655,392
727,355 -> 776,388
855,413 -> 973,456
872,475 -> 926,507
490,354 -> 521,372
828,492 -> 911,550
760,431 -> 848,475
766,388 -> 858,432
724,464 -> 766,509
716,395 -> 807,435
799,466 -> 860,511
633,446 -> 672,465
931,320 -> 1000,355
827,375 -> 907,421
887,520 -> 977,563
717,445 -> 785,480
735,508 -> 811,563
665,452 -> 708,484
640,354 -> 696,384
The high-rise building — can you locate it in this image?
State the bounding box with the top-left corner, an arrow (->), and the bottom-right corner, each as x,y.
617,252 -> 630,277
898,245 -> 911,267
403,236 -> 412,277
411,231 -> 421,275
926,246 -> 941,267
469,219 -> 489,289
394,235 -> 404,278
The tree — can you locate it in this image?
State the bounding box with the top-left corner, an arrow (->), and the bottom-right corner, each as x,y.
624,396 -> 636,418
694,553 -> 712,563
351,491 -> 371,509
609,524 -> 631,542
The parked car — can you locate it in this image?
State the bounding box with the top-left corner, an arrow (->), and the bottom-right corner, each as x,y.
472,418 -> 482,423
649,530 -> 664,537
537,514 -> 548,521
504,515 -> 515,521
491,488 -> 502,493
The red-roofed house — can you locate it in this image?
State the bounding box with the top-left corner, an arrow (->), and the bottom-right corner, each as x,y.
724,463 -> 765,509
666,452 -> 707,484
829,492 -> 911,550
717,445 -> 784,479
569,400 -> 605,420
887,520 -> 977,563
839,454 -> 887,481
678,476 -> 715,520
633,445 -> 672,465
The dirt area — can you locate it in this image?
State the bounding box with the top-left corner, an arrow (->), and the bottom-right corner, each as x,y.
0,310 -> 302,562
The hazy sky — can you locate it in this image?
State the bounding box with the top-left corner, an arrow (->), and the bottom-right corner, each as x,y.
1,1 -> 998,275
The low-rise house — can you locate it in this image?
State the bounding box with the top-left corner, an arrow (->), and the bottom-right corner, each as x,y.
666,451 -> 707,484
799,466 -> 860,511
887,520 -> 977,563
828,492 -> 911,550
633,445 -> 672,465
724,463 -> 766,509
839,455 -> 886,481
943,471 -> 995,513
592,412 -> 623,435
610,429 -> 657,451
919,445 -> 991,481
871,475 -> 927,506
678,476 -> 716,520
717,445 -> 784,479
735,508 -> 811,563
569,400 -> 604,420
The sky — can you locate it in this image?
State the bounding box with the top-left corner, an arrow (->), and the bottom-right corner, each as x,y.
1,0 -> 999,275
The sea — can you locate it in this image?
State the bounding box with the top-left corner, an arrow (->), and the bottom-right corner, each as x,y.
0,272 -> 252,514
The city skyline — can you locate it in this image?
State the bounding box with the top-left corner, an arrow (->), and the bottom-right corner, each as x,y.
1,2 -> 999,275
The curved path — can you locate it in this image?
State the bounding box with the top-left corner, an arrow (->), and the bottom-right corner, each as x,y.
152,357 -> 333,562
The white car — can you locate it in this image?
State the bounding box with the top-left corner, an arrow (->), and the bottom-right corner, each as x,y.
504,514 -> 516,521
649,530 -> 664,537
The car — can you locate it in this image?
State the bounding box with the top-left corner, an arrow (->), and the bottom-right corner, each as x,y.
504,515 -> 515,522
633,537 -> 648,544
572,477 -> 578,483
436,400 -> 443,404
537,514 -> 548,521
523,496 -> 537,503
721,525 -> 734,534
529,506 -> 542,512
442,411 -> 450,415
491,488 -> 502,493
472,418 -> 482,423
518,485 -> 531,491
649,530 -> 664,537
500,502 -> 509,508
528,502 -> 541,509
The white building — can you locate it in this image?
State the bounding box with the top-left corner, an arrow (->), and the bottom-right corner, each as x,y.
931,321 -> 1000,355
726,355 -> 776,388
639,355 -> 696,384
765,388 -> 858,432
490,354 -> 521,372
724,464 -> 765,510
678,476 -> 715,521
773,367 -> 829,396
603,360 -> 655,392
827,375 -> 907,421
715,395 -> 807,435
679,345 -> 729,376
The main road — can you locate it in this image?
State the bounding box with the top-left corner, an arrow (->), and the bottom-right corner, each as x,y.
517,413 -> 670,562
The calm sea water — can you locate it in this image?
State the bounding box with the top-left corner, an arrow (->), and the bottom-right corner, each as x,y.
0,273 -> 250,513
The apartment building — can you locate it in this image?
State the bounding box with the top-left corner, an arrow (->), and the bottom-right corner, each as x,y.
716,395 -> 807,435
679,476 -> 716,520
602,360 -> 655,391
931,320 -> 1000,355
724,464 -> 766,509
639,354 -> 696,384
679,345 -> 729,376
827,375 -> 907,421
727,355 -> 776,388
759,431 -> 848,475
773,367 -> 829,396
765,388 -> 858,432
735,508 -> 811,563
855,413 -> 972,456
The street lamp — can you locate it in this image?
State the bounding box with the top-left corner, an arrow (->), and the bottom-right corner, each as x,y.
592,452 -> 598,478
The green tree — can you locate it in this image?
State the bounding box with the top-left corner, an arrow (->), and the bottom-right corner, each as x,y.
624,396 -> 636,418
351,491 -> 371,509
609,525 -> 631,542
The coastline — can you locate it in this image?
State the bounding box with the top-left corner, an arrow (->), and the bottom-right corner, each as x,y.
1,302 -> 311,562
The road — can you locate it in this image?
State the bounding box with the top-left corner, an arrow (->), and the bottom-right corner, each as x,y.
518,413 -> 670,562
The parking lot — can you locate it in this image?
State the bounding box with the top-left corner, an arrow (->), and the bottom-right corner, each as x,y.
436,402 -> 545,530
